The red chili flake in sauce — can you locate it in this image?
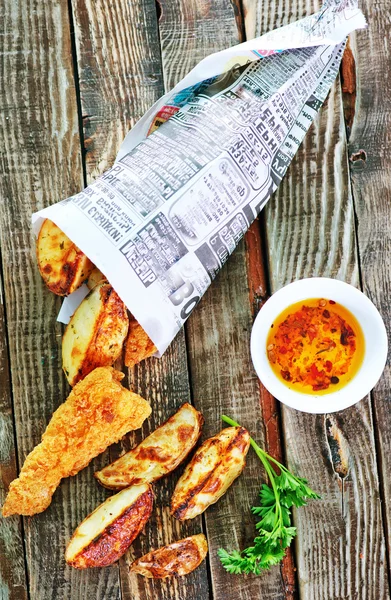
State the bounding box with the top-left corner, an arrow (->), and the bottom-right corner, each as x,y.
266,298 -> 362,393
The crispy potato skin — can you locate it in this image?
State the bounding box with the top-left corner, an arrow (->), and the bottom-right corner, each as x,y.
170,427 -> 250,520
2,368 -> 151,517
124,314 -> 157,367
130,534 -> 208,578
95,403 -> 204,489
37,219 -> 94,295
67,486 -> 154,568
62,282 -> 129,386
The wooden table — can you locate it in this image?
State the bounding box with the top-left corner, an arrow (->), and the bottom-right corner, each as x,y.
1,1 -> 390,599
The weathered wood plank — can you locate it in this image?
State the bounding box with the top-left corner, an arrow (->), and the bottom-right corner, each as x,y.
157,0 -> 289,597
242,0 -> 290,42
119,343 -> 209,600
159,0 -> 244,89
186,242 -> 290,600
263,64 -> 389,600
0,264 -> 28,600
71,0 -> 165,181
71,1 -> 210,598
344,1 -> 391,583
0,0 -> 121,598
243,3 -> 389,597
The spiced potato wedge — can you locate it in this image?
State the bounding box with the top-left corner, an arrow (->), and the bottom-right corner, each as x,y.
95,403 -> 204,489
37,219 -> 95,295
130,534 -> 208,578
170,426 -> 250,520
62,282 -> 129,386
65,484 -> 153,568
124,314 -> 157,367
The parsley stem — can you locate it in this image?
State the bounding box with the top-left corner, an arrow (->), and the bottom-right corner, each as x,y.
222,415 -> 282,531
222,415 -> 287,474
222,415 -> 273,461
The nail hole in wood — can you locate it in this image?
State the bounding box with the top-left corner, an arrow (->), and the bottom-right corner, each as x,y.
350,149 -> 367,164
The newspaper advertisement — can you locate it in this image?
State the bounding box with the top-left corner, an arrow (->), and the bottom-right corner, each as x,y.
32,0 -> 366,356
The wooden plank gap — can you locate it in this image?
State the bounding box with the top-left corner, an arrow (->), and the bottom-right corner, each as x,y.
67,0 -> 87,187
367,392 -> 391,594
0,244 -> 30,600
200,512 -> 216,600
232,0 -> 246,43
151,0 -> 166,99
244,216 -> 299,600
340,41 -> 364,293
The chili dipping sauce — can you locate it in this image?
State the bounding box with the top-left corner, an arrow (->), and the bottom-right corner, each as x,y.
266,298 -> 365,394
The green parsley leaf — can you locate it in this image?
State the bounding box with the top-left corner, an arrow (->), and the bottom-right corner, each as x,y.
218,415 -> 320,575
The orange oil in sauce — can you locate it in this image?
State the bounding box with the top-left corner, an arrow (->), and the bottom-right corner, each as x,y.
266,298 -> 365,395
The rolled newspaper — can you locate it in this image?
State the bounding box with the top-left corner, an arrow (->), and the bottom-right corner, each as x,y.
32,0 -> 366,356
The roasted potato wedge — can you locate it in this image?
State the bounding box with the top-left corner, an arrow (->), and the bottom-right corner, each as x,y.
170,426 -> 250,520
95,403 -> 204,489
37,219 -> 95,295
65,483 -> 153,568
130,534 -> 208,578
62,282 -> 129,386
124,314 -> 157,367
87,267 -> 107,290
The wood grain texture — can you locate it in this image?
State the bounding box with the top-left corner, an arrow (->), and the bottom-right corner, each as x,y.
242,0 -> 308,43
0,264 -> 28,600
71,0 -> 210,598
0,0 -> 120,598
159,0 -> 243,89
263,59 -> 389,600
345,1 -> 391,584
71,0 -> 165,181
243,2 -> 389,597
157,1 -> 288,597
118,340 -> 209,600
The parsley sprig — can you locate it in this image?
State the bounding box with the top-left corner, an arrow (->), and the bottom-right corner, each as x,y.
218,415 -> 320,575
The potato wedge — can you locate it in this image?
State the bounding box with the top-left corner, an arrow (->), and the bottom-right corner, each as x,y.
170,426 -> 250,520
65,483 -> 153,568
95,403 -> 204,489
130,534 -> 208,578
37,219 -> 95,295
87,267 -> 107,290
124,314 -> 157,367
62,282 -> 129,386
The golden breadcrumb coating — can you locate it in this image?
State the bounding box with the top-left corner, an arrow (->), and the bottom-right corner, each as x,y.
2,367 -> 151,517
124,315 -> 157,368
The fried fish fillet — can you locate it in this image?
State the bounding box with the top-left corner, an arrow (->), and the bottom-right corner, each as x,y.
2,367 -> 151,517
124,315 -> 157,368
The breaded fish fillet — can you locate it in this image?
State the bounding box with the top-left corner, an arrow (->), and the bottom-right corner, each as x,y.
2,367 -> 151,517
124,315 -> 157,368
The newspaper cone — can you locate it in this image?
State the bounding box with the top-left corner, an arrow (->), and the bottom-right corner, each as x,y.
32,0 -> 366,355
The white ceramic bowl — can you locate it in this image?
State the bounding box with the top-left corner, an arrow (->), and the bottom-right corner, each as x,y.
250,278 -> 388,414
